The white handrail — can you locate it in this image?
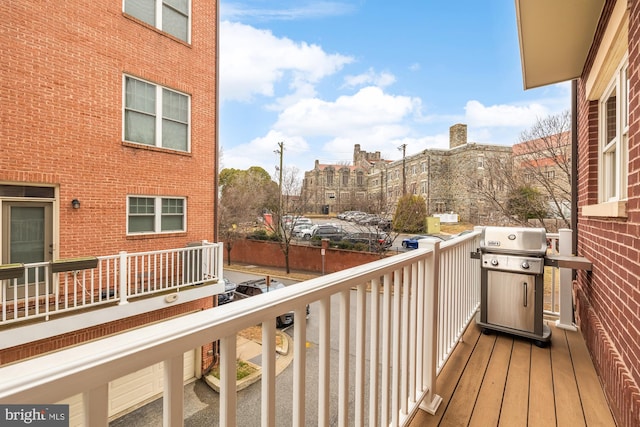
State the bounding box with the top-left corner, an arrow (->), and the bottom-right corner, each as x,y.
0,234 -> 481,426
0,243 -> 222,325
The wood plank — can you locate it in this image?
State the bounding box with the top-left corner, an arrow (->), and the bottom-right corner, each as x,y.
528,335 -> 556,427
499,338 -> 530,427
409,322 -> 482,427
438,330 -> 496,426
468,334 -> 512,427
550,328 -> 586,427
565,328 -> 616,426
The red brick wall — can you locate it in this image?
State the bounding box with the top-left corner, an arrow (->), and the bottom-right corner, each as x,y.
0,1 -> 217,257
574,1 -> 640,425
227,239 -> 383,274
1,1 -> 217,372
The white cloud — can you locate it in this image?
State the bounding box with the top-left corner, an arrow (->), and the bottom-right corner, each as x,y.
464,100 -> 549,127
343,68 -> 396,88
222,130 -> 310,174
220,21 -> 353,103
274,86 -> 421,136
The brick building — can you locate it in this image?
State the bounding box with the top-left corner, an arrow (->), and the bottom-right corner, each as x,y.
1,0 -> 219,418
512,131 -> 572,227
517,0 -> 640,425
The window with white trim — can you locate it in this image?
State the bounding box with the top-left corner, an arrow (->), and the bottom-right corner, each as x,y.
124,0 -> 190,42
128,196 -> 185,234
124,76 -> 190,152
599,56 -> 629,202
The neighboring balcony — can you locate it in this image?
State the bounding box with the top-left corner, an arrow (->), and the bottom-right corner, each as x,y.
0,241 -> 224,349
0,232 -> 614,426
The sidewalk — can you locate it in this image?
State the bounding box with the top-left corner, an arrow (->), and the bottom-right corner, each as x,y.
203,328 -> 293,392
203,263 -> 314,392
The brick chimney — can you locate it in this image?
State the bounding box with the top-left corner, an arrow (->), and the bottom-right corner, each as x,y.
449,124 -> 467,149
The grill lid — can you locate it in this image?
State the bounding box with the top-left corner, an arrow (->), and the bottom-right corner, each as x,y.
480,226 -> 547,255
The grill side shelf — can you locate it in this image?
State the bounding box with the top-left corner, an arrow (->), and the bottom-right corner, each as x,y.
544,255 -> 592,271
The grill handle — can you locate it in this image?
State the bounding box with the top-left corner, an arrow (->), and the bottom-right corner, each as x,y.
523,282 -> 528,307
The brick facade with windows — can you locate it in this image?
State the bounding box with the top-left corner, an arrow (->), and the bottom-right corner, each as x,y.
1,0 -> 218,370
517,0 -> 640,425
573,1 -> 640,425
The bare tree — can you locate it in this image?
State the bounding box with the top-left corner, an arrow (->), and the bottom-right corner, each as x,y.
515,110 -> 571,228
469,111 -> 571,228
264,166 -> 310,274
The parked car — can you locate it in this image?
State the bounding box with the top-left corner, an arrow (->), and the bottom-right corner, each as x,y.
296,224 -> 317,240
284,215 -> 312,229
346,212 -> 367,222
401,234 -> 446,249
217,277 -> 237,305
344,231 -> 392,250
292,223 -> 314,237
337,211 -> 357,220
357,214 -> 382,226
377,218 -> 392,231
311,224 -> 346,241
234,278 -> 309,327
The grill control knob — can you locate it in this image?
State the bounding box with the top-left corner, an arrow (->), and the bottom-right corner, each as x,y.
521,261 -> 530,270
490,258 -> 499,266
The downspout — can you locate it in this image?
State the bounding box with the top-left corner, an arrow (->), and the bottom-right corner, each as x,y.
571,79 -> 578,257
213,0 -> 220,243
209,0 -> 221,369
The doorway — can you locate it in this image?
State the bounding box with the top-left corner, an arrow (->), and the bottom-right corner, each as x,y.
1,202 -> 53,299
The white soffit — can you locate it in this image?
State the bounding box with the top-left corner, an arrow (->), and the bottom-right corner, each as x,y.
516,0 -> 605,89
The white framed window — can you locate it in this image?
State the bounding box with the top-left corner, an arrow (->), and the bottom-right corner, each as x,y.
127,196 -> 186,234
477,155 -> 485,169
124,0 -> 191,42
599,56 -> 629,203
124,76 -> 190,152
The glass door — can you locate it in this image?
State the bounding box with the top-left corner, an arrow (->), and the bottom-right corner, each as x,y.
1,202 -> 53,299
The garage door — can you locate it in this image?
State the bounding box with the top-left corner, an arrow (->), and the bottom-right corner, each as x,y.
59,349 -> 196,426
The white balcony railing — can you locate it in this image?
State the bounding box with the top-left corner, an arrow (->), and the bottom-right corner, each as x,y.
0,232 -> 481,426
1,241 -> 223,325
0,230 -> 573,426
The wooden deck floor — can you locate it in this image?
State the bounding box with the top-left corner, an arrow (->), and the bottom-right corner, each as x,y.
409,319 -> 616,427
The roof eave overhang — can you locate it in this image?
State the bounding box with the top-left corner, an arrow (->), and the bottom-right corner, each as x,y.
515,0 -> 605,90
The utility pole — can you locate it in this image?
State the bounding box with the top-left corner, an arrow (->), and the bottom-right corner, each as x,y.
398,143 -> 407,195
274,142 -> 284,212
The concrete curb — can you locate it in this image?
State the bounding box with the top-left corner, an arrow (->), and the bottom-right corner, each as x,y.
203,331 -> 294,393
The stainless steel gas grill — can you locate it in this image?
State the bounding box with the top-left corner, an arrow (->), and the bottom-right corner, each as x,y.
472,226 -> 551,345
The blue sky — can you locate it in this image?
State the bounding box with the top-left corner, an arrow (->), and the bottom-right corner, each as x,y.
219,1 -> 570,177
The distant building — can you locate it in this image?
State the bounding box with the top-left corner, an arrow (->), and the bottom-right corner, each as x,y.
512,131 -> 572,225
301,145 -> 389,214
302,124 -> 512,223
